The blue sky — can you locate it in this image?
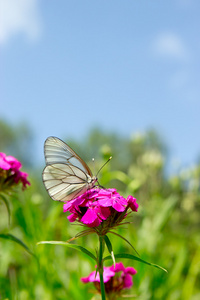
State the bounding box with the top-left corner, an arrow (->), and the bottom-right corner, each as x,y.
1,0 -> 200,171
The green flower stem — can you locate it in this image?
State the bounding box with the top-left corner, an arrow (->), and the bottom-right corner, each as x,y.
99,236 -> 106,300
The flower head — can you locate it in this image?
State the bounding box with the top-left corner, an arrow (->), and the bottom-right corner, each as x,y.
63,188 -> 138,234
0,152 -> 30,192
81,262 -> 137,296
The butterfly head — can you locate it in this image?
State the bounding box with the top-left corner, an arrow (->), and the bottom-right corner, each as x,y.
87,174 -> 98,188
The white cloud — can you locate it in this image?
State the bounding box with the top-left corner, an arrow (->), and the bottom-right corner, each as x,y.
152,32 -> 189,60
0,0 -> 42,45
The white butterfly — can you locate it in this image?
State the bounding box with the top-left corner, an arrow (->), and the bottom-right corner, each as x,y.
42,136 -> 98,202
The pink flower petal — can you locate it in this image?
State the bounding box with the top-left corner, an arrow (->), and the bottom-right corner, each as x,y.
125,266 -> 137,275
110,262 -> 125,272
81,267 -> 115,283
123,274 -> 133,288
6,155 -> 22,170
67,213 -> 78,222
127,195 -> 139,212
14,171 -> 30,188
81,208 -> 99,225
0,158 -> 11,170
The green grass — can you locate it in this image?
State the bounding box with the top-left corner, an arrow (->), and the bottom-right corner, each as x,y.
1,152 -> 200,299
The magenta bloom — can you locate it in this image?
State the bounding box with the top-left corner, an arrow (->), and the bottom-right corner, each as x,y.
81,266 -> 115,284
81,262 -> 137,295
97,189 -> 128,212
63,188 -> 138,234
0,152 -> 30,190
81,201 -> 111,227
110,262 -> 137,289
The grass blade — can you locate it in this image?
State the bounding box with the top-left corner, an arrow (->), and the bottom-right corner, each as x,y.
0,233 -> 35,257
37,240 -> 97,261
104,252 -> 167,273
0,194 -> 11,225
104,235 -> 115,267
108,231 -> 140,256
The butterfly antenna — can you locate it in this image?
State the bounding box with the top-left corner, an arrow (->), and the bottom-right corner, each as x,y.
96,156 -> 112,177
92,157 -> 96,175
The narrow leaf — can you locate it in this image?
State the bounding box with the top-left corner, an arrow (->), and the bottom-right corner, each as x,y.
0,233 -> 35,257
108,231 -> 140,256
0,194 -> 11,225
37,241 -> 97,261
104,235 -> 113,253
103,253 -> 167,273
110,251 -> 116,267
67,229 -> 95,242
75,229 -> 95,238
104,235 -> 115,267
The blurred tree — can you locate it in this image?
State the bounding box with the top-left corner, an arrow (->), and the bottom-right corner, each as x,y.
65,127 -> 167,173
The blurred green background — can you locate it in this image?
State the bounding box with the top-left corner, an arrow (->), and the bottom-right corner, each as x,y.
0,120 -> 199,300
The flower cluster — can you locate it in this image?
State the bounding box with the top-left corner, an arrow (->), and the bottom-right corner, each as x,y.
63,188 -> 138,234
0,152 -> 30,191
81,262 -> 137,296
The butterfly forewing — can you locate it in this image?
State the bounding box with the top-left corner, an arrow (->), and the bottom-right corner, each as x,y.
42,136 -> 97,202
44,136 -> 92,175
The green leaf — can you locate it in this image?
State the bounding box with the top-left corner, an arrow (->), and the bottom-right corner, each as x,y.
104,235 -> 112,253
104,235 -> 115,267
0,193 -> 11,225
37,241 -> 97,262
108,231 -> 140,256
75,229 -> 95,238
0,233 -> 35,257
103,253 -> 168,273
67,229 -> 95,241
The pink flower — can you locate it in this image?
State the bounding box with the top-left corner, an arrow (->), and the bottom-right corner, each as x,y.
14,171 -> 30,189
0,152 -> 30,190
63,188 -> 138,234
127,195 -> 139,212
81,262 -> 137,295
110,262 -> 137,288
81,266 -> 115,283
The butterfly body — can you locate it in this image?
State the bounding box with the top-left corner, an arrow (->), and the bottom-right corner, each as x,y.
42,136 -> 97,202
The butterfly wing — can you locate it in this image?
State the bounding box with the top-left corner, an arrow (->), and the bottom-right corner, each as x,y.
42,136 -> 95,202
